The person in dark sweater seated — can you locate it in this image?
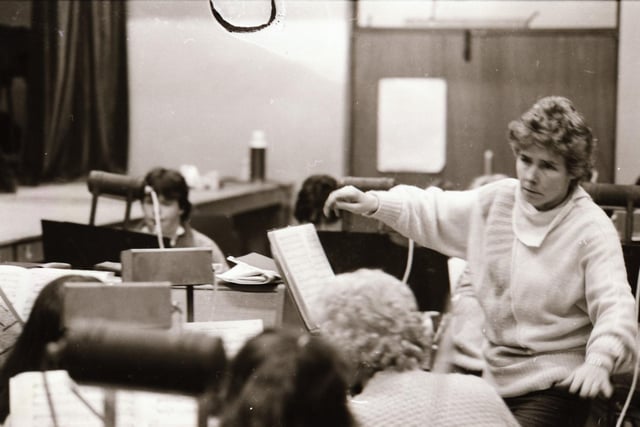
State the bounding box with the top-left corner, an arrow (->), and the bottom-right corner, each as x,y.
136,167 -> 228,271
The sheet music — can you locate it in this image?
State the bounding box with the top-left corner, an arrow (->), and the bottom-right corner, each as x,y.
116,390 -> 198,427
184,319 -> 264,357
10,370 -> 198,427
0,297 -> 22,365
268,224 -> 335,331
17,268 -> 114,323
0,265 -> 31,324
10,370 -> 105,427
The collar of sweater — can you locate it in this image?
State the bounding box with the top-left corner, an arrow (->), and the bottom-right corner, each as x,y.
140,224 -> 186,246
512,183 -> 589,248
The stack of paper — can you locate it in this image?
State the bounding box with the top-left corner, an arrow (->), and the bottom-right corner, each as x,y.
217,254 -> 280,285
10,370 -> 199,427
0,265 -> 116,324
183,319 -> 264,357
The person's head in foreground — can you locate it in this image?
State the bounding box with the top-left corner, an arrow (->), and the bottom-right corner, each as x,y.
317,268 -> 432,392
219,328 -> 355,427
0,274 -> 102,423
142,167 -> 192,238
508,96 -> 595,211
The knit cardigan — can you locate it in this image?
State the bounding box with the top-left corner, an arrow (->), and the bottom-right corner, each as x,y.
369,178 -> 637,397
349,370 -> 520,427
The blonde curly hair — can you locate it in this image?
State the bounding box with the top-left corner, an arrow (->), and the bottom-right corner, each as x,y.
317,269 -> 432,378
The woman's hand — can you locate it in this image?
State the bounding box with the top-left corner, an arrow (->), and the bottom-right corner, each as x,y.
557,362 -> 613,399
323,185 -> 379,218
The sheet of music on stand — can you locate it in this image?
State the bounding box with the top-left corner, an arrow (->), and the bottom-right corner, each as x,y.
0,265 -> 115,325
183,319 -> 264,358
267,223 -> 335,333
10,370 -> 198,427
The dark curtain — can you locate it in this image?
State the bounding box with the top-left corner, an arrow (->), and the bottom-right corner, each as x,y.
22,0 -> 128,184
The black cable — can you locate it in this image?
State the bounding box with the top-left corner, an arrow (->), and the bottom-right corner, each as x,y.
208,0 -> 277,33
42,371 -> 60,427
70,383 -> 105,422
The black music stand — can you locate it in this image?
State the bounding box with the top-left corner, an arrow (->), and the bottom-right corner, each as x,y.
41,220 -> 169,269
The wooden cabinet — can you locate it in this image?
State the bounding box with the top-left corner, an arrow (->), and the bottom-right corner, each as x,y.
171,284 -> 287,328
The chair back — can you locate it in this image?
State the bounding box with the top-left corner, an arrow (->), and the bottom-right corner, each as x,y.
317,230 -> 450,312
582,182 -> 640,243
189,212 -> 242,257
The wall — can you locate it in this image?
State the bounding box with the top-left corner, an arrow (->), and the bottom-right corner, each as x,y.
79,0 -> 640,187
355,0 -> 640,185
350,29 -> 618,188
126,1 -> 350,190
357,1 -> 617,29
616,0 -> 640,184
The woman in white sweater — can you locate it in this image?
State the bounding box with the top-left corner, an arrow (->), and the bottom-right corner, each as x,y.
323,96 -> 637,427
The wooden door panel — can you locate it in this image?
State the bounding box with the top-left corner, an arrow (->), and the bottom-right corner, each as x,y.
351,29 -> 617,188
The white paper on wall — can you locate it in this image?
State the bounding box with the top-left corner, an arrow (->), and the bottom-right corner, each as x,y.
377,78 -> 447,173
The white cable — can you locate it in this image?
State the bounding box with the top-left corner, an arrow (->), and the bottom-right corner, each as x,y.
614,267 -> 640,427
401,238 -> 415,284
145,186 -> 165,249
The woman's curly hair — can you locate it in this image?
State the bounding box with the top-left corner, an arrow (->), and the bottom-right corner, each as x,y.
507,96 -> 595,184
317,269 -> 432,378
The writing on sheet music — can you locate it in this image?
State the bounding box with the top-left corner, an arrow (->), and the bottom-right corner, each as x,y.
117,390 -> 198,427
274,226 -> 334,308
0,265 -> 115,324
0,265 -> 31,322
11,371 -> 104,427
11,370 -> 200,427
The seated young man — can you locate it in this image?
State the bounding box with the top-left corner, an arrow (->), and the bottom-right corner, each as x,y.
138,167 -> 228,271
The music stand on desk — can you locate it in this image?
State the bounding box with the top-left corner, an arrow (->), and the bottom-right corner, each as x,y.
121,248 -> 214,322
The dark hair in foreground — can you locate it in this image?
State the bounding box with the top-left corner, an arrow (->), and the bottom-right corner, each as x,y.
144,167 -> 192,222
0,274 -> 102,423
294,174 -> 339,225
507,96 -> 595,187
219,329 -> 354,427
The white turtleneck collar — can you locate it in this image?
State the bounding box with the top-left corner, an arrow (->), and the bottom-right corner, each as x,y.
513,183 -> 589,248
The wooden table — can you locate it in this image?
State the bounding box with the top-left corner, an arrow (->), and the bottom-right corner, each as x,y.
0,180 -> 292,262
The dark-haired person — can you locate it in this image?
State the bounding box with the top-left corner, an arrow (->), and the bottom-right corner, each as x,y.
218,329 -> 355,427
293,174 -> 341,231
0,275 -> 103,424
324,96 -> 637,427
138,167 -> 228,271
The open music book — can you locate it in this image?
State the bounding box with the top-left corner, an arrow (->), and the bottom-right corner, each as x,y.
267,224 -> 335,333
10,370 -> 199,427
0,265 -> 115,325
